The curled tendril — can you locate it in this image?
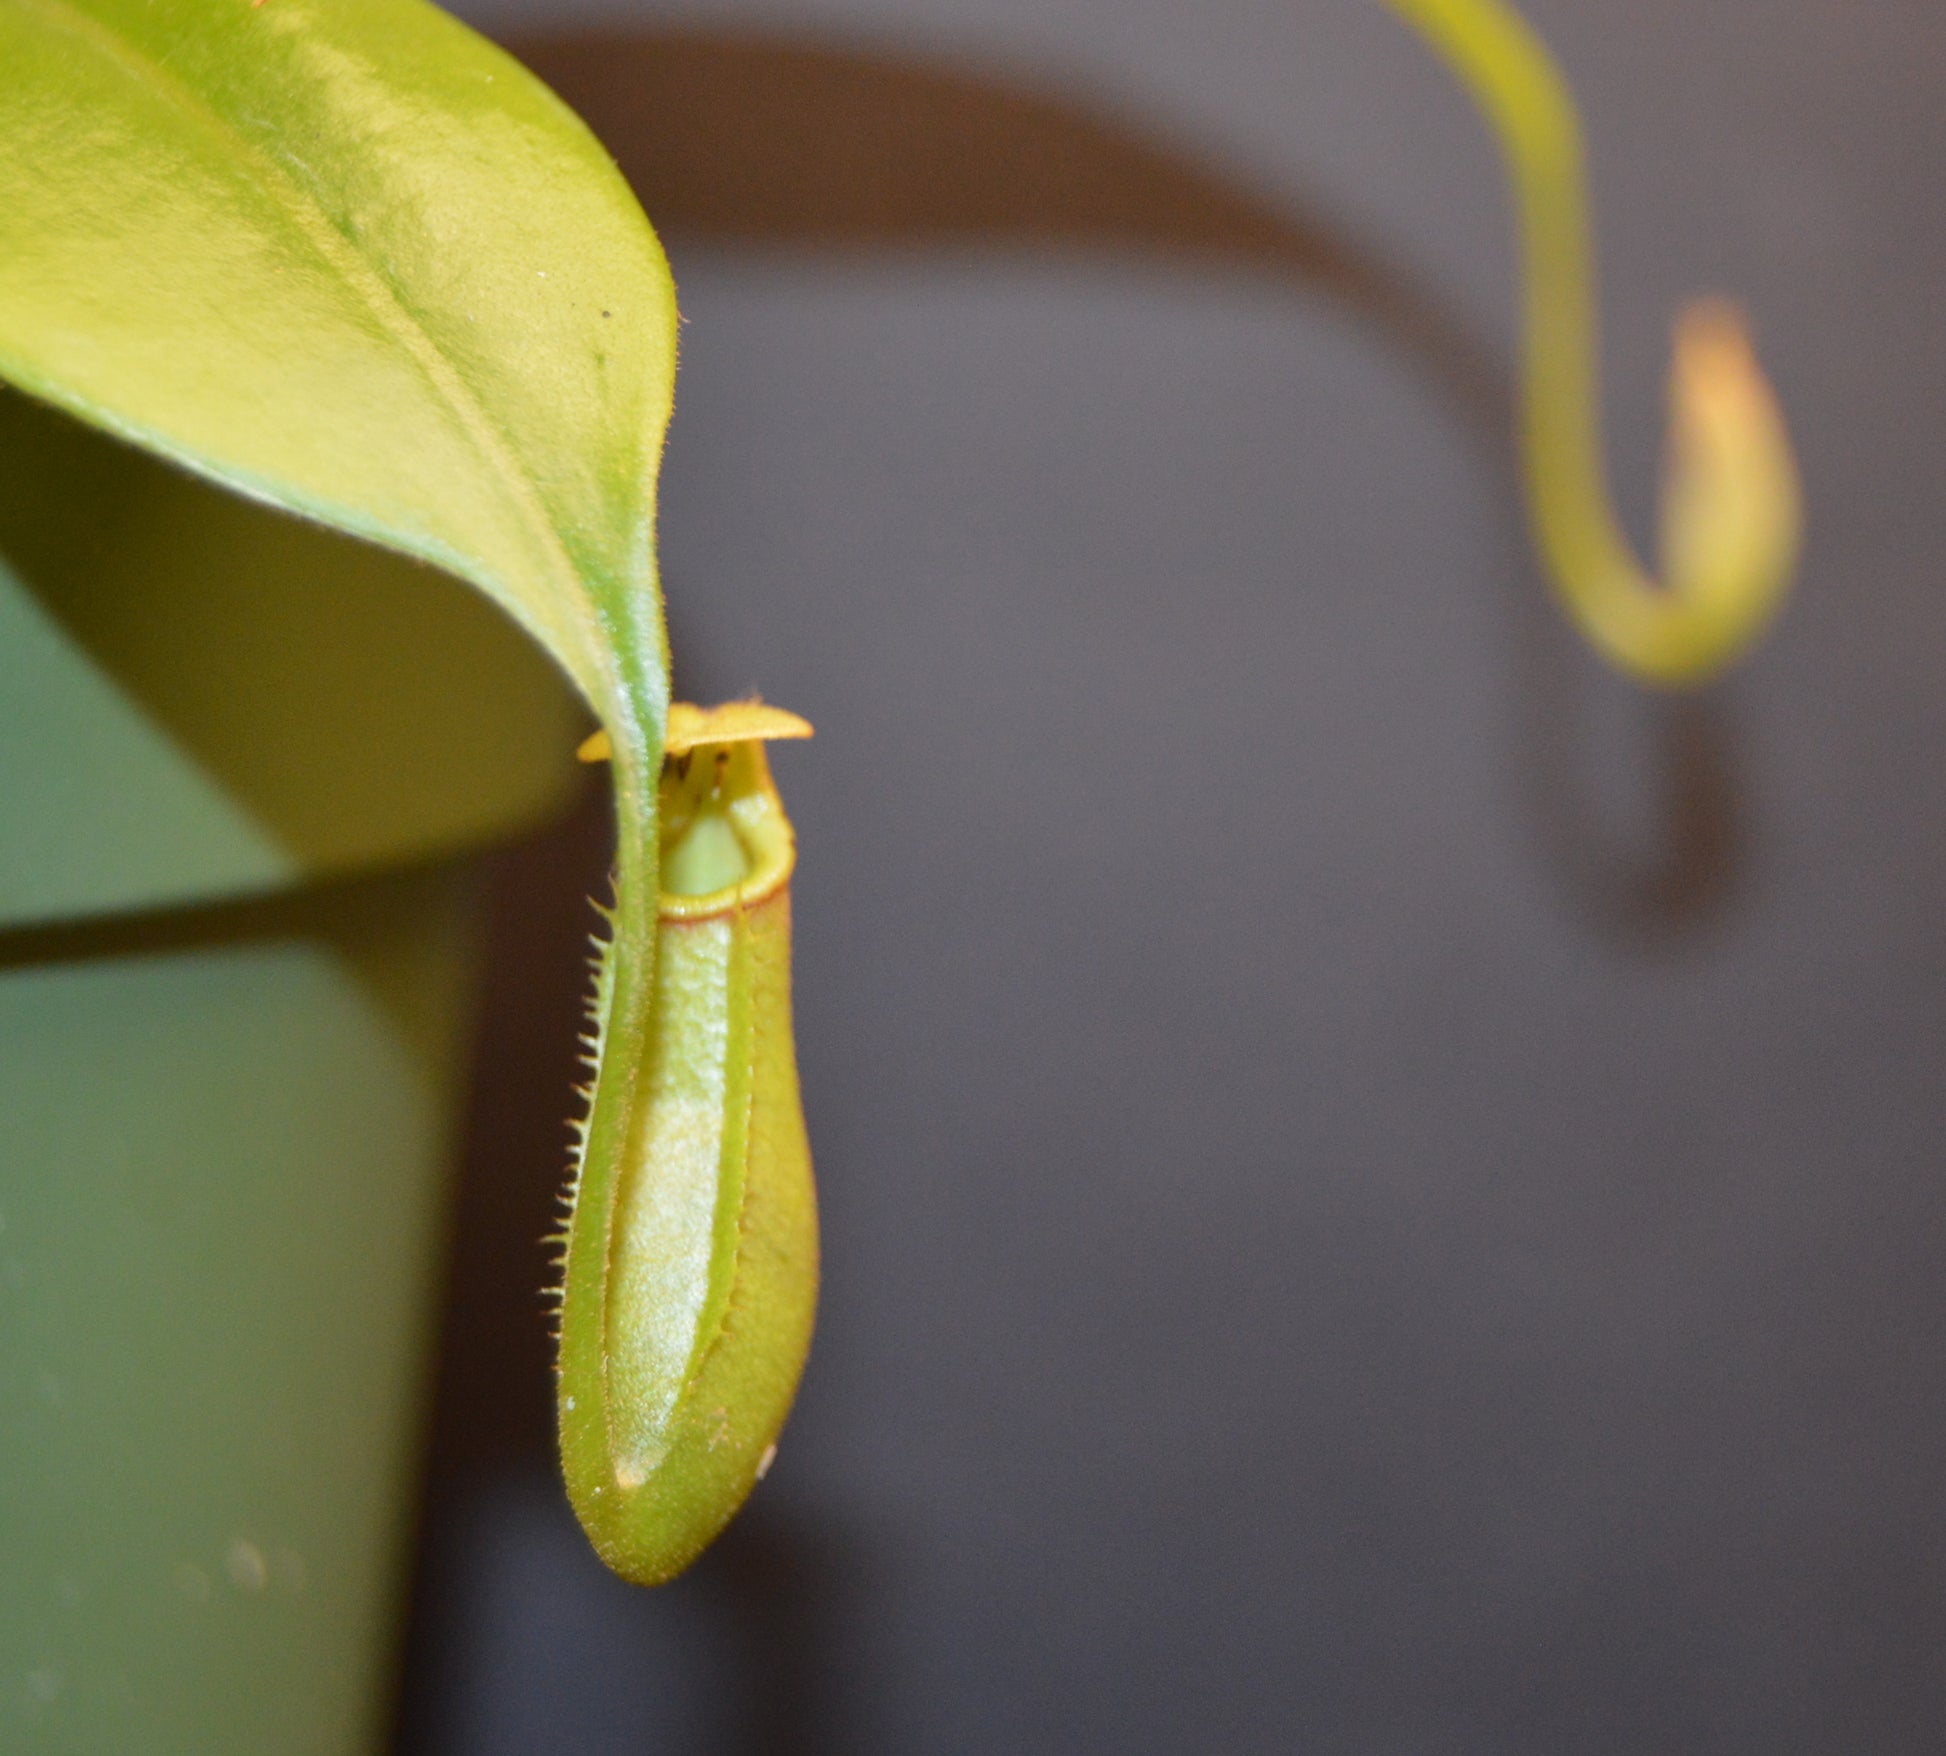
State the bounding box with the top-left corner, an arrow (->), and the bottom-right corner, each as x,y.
1386,0 -> 1802,687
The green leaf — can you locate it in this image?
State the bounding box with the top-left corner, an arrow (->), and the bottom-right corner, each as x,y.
0,0 -> 674,723
0,0 -> 705,1573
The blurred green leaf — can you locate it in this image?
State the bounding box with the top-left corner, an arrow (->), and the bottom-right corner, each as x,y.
0,385 -> 585,924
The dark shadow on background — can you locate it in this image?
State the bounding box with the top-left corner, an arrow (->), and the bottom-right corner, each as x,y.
391,31 -> 1753,1753
516,30 -> 1500,435
695,1501 -> 855,1756
1510,609 -> 1746,942
516,28 -> 1747,939
0,853 -> 485,1066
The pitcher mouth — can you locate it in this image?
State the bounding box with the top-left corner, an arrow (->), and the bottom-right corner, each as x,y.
653,703 -> 809,920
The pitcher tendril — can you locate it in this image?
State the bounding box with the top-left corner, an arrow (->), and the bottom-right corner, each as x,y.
1384,0 -> 1802,685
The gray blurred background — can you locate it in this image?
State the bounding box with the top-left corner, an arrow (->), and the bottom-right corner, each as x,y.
392,3 -> 1946,1751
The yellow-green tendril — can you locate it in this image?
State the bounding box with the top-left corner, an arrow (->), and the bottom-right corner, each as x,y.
1383,0 -> 1801,686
